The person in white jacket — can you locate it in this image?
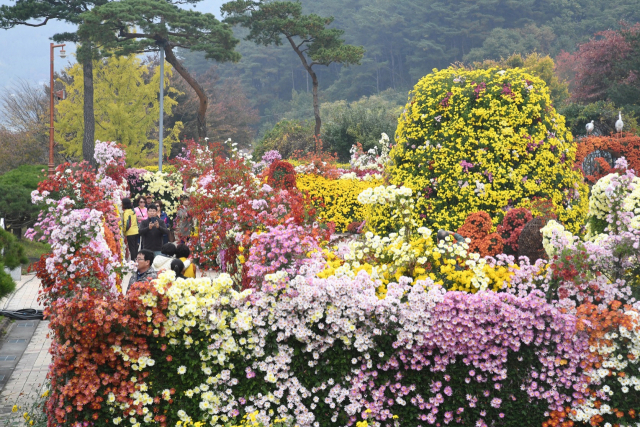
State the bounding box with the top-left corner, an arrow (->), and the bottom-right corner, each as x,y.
153,243 -> 177,271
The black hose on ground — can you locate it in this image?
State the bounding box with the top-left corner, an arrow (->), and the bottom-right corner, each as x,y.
0,309 -> 44,320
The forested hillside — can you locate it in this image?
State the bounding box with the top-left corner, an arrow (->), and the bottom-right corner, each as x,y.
179,0 -> 640,132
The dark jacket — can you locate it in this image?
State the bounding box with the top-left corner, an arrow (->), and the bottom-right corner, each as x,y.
128,267 -> 157,288
139,217 -> 169,251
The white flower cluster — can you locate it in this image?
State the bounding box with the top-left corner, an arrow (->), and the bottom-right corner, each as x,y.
139,171 -> 184,216
348,133 -> 391,173
589,172 -> 640,221
541,220 -> 575,257
357,185 -> 412,205
338,172 -> 383,181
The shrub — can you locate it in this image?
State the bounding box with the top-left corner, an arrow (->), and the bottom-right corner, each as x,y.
0,227 -> 28,298
497,208 -> 533,255
0,164 -> 46,236
321,94 -> 402,161
517,217 -> 547,263
254,119 -> 315,159
559,101 -> 638,138
384,67 -> 589,235
266,160 -> 297,191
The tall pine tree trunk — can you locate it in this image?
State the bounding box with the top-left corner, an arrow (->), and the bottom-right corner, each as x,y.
164,45 -> 208,139
310,69 -> 320,137
288,37 -> 321,137
81,47 -> 95,165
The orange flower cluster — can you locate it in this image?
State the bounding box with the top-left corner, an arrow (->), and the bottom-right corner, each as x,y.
45,280 -> 169,426
543,407 -> 576,427
570,301 -> 640,427
575,133 -> 640,183
456,211 -> 504,256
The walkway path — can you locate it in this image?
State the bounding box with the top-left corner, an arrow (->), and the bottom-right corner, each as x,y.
0,273 -> 49,418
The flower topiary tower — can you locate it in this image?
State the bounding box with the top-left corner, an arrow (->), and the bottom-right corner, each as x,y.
383,67 -> 588,234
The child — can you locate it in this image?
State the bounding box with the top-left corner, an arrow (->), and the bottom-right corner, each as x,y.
152,243 -> 177,271
175,243 -> 196,278
170,259 -> 186,279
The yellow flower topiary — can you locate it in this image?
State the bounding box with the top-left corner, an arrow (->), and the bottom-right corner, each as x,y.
381,67 -> 588,234
296,174 -> 381,232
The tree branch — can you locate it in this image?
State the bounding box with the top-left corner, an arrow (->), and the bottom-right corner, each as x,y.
5,17 -> 50,27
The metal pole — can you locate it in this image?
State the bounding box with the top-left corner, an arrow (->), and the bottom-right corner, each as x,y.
158,44 -> 165,173
48,43 -> 65,178
49,43 -> 55,177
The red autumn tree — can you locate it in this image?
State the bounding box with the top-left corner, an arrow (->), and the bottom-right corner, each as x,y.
557,23 -> 640,104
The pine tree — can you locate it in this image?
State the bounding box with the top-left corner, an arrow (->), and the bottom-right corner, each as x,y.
222,0 -> 364,137
78,0 -> 240,139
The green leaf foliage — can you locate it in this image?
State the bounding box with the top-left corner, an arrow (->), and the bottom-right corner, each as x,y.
222,0 -> 364,68
0,227 -> 28,299
254,118 -> 315,159
560,101 -> 639,137
0,164 -> 46,223
321,92 -> 403,161
78,0 -> 240,62
0,227 -> 28,269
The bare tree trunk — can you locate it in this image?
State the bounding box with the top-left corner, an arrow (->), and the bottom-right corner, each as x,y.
82,52 -> 95,165
164,45 -> 208,139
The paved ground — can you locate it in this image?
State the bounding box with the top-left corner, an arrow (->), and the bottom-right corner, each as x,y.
0,273 -> 49,419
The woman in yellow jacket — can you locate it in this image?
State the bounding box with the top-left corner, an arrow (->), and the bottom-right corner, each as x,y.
122,198 -> 139,261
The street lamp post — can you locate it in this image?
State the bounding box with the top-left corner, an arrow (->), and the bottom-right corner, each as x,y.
158,41 -> 165,173
49,42 -> 66,177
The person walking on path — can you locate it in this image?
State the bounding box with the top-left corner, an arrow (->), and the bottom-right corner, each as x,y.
139,204 -> 169,255
121,198 -> 139,261
134,196 -> 148,222
128,250 -> 157,288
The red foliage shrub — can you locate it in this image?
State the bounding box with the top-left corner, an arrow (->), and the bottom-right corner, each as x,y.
497,208 -> 533,255
457,211 -> 504,256
267,160 -> 297,190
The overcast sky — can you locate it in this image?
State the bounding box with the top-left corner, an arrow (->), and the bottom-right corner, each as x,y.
0,0 -> 225,90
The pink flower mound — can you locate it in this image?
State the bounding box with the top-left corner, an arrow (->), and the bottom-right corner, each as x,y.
246,221 -> 323,287
354,290 -> 591,426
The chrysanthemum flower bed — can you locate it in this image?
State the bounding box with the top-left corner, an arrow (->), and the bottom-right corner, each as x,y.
26,70 -> 640,427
